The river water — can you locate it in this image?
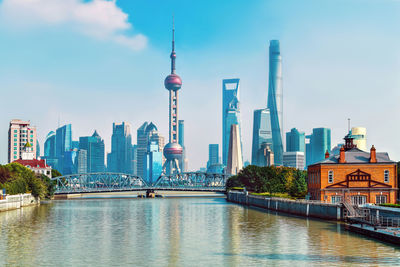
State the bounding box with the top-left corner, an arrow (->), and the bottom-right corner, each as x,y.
0,197 -> 400,266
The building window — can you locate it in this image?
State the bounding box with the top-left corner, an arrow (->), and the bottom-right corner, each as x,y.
328,171 -> 334,183
376,195 -> 387,204
14,156 -> 17,159
351,195 -> 367,206
331,196 -> 342,203
384,170 -> 389,183
14,134 -> 17,138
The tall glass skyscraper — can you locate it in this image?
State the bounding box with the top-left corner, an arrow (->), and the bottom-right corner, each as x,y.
137,122 -> 164,179
55,124 -> 72,173
251,108 -> 273,166
43,131 -> 57,169
222,78 -> 242,166
107,122 -> 133,174
208,144 -> 219,167
79,131 -> 105,173
144,141 -> 163,184
178,120 -> 187,172
267,40 -> 283,166
286,128 -> 305,153
306,128 -> 331,167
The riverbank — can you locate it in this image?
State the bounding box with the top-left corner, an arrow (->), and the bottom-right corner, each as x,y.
0,194 -> 39,212
227,191 -> 342,220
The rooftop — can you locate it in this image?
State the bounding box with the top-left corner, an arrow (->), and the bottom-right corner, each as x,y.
313,148 -> 395,165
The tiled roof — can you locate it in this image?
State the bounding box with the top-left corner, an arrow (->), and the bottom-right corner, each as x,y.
312,148 -> 395,165
14,159 -> 49,168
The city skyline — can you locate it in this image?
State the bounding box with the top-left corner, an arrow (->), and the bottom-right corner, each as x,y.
1,0 -> 400,170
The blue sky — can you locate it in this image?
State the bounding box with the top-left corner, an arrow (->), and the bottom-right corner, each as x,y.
0,0 -> 399,169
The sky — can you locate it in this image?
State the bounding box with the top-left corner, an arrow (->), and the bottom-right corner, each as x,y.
0,0 -> 399,170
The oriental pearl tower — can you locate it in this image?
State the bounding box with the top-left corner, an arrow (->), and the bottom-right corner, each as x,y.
162,22 -> 183,175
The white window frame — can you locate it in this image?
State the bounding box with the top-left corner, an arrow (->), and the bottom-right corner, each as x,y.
384,170 -> 389,183
328,170 -> 334,183
331,196 -> 342,204
376,195 -> 387,204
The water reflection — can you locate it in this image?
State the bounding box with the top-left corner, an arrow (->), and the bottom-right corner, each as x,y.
0,198 -> 399,266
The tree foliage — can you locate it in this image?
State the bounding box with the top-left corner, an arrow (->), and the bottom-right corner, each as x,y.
226,165 -> 308,198
0,163 -> 55,199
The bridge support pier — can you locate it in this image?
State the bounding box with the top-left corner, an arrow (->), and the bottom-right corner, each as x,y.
146,189 -> 155,198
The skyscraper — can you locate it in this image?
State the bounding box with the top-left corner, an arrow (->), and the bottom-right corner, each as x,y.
144,141 -> 163,184
226,124 -> 243,175
55,124 -> 72,172
306,128 -> 331,167
283,151 -> 305,170
76,149 -> 87,174
208,144 -> 219,167
251,108 -> 273,166
178,120 -> 188,172
107,122 -> 133,173
286,128 -> 305,153
137,122 -> 164,179
267,40 -> 283,166
222,78 -> 241,166
43,131 -> 57,169
132,145 -> 137,176
162,22 -> 184,175
79,130 -> 105,173
8,119 -> 37,163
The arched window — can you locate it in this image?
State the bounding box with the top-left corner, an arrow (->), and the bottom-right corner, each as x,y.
384,170 -> 389,183
328,170 -> 334,183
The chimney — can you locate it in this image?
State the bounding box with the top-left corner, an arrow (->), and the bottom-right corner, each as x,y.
325,150 -> 330,159
370,145 -> 377,163
339,146 -> 346,163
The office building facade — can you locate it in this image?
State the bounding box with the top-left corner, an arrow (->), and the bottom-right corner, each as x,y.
107,122 -> 133,174
79,130 -> 105,173
144,141 -> 163,184
55,124 -> 72,172
306,128 -> 331,167
251,108 -> 273,166
8,119 -> 37,163
286,128 -> 305,153
283,151 -> 305,170
267,40 -> 283,166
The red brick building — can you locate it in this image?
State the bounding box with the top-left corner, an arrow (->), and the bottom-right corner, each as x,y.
308,134 -> 398,205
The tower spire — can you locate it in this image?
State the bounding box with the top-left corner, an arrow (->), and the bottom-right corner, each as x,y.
170,17 -> 176,74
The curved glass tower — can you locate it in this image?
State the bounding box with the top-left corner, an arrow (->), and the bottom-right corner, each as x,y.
267,40 -> 283,165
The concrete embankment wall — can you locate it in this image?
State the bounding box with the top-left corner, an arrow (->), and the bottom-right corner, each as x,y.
228,191 -> 342,221
0,194 -> 39,212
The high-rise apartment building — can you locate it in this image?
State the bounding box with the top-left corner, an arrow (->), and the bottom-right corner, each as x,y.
226,124 -> 243,175
351,127 -> 367,151
222,78 -> 242,166
251,108 -> 273,166
107,122 -> 133,174
8,119 -> 37,163
283,151 -> 305,170
267,40 -> 283,166
306,128 -> 331,167
79,131 -> 105,173
286,128 -> 305,153
137,122 -> 165,179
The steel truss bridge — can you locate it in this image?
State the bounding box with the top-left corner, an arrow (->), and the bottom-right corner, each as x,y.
51,172 -> 229,194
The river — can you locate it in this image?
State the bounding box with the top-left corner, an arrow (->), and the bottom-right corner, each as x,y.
0,197 -> 399,266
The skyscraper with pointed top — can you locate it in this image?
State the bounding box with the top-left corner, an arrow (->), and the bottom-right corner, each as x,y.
162,20 -> 183,175
267,40 -> 283,165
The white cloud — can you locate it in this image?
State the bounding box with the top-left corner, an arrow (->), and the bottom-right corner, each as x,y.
0,0 -> 147,50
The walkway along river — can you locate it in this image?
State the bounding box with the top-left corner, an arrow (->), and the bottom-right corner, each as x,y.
0,197 -> 400,266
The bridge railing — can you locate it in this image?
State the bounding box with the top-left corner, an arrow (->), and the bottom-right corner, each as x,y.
52,172 -> 230,194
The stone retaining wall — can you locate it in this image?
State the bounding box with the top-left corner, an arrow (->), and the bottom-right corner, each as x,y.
0,194 -> 39,212
228,191 -> 342,220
